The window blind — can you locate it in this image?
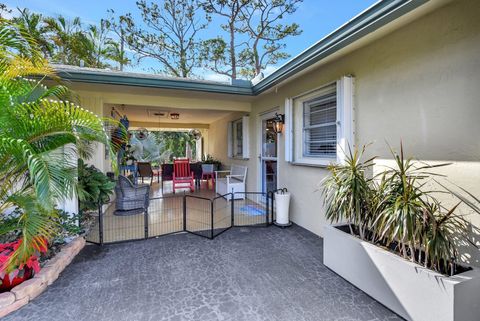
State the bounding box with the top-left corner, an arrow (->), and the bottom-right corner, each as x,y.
303,92 -> 337,158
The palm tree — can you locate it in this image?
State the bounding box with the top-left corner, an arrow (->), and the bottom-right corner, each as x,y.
12,8 -> 52,58
105,38 -> 130,71
0,20 -> 123,271
43,15 -> 83,65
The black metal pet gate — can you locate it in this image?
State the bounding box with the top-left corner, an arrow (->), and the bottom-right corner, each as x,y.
86,189 -> 286,245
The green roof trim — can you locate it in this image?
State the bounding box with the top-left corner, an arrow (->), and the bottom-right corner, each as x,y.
55,67 -> 254,95
55,0 -> 428,96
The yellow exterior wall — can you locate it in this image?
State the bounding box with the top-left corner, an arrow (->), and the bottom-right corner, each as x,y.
209,0 -> 480,264
75,0 -> 480,265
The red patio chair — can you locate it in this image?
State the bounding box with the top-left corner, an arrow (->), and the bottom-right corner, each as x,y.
172,159 -> 194,193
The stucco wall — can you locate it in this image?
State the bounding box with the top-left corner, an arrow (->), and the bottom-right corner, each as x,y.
74,0 -> 480,265
210,0 -> 480,264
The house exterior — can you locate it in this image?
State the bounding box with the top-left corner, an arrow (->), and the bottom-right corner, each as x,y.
57,0 -> 480,266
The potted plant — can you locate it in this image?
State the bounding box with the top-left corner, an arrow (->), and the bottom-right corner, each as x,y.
202,154 -> 222,171
321,144 -> 480,321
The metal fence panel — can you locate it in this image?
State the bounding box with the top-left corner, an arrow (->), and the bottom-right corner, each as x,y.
232,192 -> 269,227
185,195 -> 214,239
86,188 -> 284,244
212,193 -> 233,238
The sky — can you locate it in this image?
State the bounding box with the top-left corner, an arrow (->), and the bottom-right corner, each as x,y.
3,0 -> 377,80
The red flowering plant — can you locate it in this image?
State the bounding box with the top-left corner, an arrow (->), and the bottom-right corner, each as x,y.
0,194 -> 56,292
0,237 -> 48,292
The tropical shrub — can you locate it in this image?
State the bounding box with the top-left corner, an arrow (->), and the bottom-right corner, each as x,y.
322,143 -> 477,275
52,210 -> 82,242
0,20 -> 123,273
0,239 -> 46,292
77,159 -> 115,211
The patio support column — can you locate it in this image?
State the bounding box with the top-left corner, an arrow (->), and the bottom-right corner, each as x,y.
79,95 -> 106,172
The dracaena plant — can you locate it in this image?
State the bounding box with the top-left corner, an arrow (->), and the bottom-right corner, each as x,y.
322,143 -> 477,275
0,20 -> 123,272
321,145 -> 376,240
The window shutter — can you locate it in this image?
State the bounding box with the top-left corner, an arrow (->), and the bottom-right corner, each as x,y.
336,76 -> 355,163
284,98 -> 293,162
227,121 -> 233,158
242,115 -> 250,159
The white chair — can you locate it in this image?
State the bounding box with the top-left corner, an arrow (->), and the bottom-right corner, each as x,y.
215,164 -> 247,199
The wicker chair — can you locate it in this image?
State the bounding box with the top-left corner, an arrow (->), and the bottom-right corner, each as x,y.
114,175 -> 150,216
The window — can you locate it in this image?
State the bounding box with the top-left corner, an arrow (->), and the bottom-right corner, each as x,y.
227,116 -> 250,159
285,76 -> 354,166
303,91 -> 337,158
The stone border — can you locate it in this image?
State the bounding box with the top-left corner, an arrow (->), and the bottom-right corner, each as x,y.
0,236 -> 86,318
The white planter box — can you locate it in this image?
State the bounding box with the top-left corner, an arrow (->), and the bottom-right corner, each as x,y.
323,225 -> 480,321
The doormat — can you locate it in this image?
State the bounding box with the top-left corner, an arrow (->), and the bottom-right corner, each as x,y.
239,205 -> 266,216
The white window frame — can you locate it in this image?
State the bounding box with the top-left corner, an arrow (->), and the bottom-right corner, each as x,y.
285,76 -> 354,166
228,115 -> 250,159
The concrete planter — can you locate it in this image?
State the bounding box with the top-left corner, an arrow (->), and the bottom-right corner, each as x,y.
323,225 -> 480,321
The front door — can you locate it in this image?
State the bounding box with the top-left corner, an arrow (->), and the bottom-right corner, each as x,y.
259,111 -> 278,194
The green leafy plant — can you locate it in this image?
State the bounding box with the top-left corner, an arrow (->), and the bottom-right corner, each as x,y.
77,159 -> 115,211
322,143 -> 477,275
202,154 -> 221,167
0,20 -> 123,272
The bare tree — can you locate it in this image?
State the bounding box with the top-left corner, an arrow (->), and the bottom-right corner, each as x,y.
109,0 -> 208,77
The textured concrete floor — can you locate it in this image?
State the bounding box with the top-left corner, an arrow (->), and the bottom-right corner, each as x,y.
5,225 -> 402,321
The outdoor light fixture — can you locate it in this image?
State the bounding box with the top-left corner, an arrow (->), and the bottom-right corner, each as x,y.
272,113 -> 285,134
170,112 -> 180,120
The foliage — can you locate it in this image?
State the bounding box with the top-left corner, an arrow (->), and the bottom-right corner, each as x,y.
202,154 -> 221,167
150,131 -> 198,161
322,143 -> 477,275
77,159 -> 115,211
108,0 -> 208,77
52,210 -> 82,243
200,0 -> 250,79
9,1 -> 302,79
10,8 -> 129,70
239,0 -> 302,78
0,20 -> 123,272
13,9 -> 53,58
201,0 -> 302,79
321,145 -> 376,240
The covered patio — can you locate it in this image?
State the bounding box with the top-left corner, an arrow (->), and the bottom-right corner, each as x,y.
3,225 -> 401,321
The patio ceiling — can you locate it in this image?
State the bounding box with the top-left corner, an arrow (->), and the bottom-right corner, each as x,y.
106,103 -> 234,130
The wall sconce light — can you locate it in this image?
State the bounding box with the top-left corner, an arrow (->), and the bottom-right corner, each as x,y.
272,113 -> 285,134
170,112 -> 180,120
